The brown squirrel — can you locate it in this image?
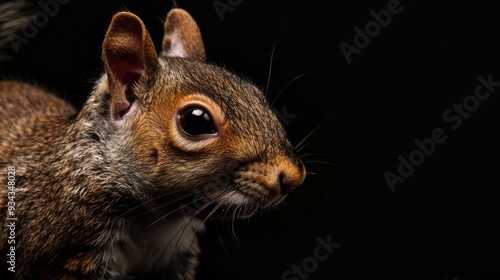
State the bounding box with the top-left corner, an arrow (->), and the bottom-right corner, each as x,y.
0,6 -> 305,280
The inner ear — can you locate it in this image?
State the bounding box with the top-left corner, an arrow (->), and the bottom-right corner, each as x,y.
103,11 -> 158,120
162,8 -> 206,61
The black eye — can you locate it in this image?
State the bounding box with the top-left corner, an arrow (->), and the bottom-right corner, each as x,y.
179,107 -> 216,136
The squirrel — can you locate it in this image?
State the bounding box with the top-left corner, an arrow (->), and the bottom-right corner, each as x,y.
0,5 -> 306,280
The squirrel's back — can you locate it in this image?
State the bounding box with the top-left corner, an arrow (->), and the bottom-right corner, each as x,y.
0,81 -> 75,163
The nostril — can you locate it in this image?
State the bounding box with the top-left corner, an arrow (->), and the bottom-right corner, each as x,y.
274,158 -> 306,195
279,171 -> 301,195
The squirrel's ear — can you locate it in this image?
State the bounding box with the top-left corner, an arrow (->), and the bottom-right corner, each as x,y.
162,8 -> 206,61
102,12 -> 158,120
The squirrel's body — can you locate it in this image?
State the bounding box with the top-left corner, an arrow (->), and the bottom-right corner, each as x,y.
0,82 -> 202,278
0,6 -> 305,280
0,81 -> 200,278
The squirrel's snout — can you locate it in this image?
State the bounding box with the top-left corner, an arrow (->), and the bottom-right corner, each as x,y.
278,160 -> 306,195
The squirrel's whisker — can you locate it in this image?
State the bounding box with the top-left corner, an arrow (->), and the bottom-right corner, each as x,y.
122,165 -> 241,219
216,226 -> 233,258
295,112 -> 337,150
303,160 -> 339,166
264,38 -> 277,101
296,140 -> 316,154
299,152 -> 326,158
270,73 -> 310,108
160,186 -> 236,261
264,18 -> 290,101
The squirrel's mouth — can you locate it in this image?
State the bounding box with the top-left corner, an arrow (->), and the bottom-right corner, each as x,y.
177,181 -> 281,220
198,187 -> 265,220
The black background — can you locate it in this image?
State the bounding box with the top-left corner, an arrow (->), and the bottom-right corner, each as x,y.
1,1 -> 499,279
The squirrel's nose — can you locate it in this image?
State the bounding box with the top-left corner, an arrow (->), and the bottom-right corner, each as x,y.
279,160 -> 306,195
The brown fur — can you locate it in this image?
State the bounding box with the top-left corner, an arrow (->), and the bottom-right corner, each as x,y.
0,7 -> 305,280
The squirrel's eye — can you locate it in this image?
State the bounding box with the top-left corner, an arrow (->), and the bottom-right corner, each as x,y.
179,107 -> 216,136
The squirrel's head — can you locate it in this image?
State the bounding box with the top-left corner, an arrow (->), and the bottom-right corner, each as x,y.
87,8 -> 305,219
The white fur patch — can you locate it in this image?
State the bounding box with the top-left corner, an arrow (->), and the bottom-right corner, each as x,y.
104,217 -> 203,277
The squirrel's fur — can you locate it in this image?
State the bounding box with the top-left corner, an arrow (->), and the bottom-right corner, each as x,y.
0,6 -> 305,280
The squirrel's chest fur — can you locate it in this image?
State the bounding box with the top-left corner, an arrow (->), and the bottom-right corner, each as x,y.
106,218 -> 203,279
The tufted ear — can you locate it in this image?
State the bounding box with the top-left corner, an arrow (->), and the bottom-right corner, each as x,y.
162,8 -> 206,61
102,12 -> 158,121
